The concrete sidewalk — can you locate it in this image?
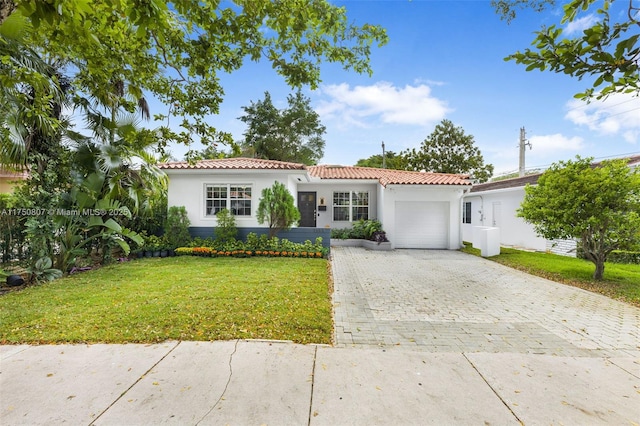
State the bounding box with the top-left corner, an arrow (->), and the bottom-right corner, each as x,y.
2,340 -> 639,425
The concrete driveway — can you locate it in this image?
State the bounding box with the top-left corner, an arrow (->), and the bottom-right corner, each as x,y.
332,247 -> 640,356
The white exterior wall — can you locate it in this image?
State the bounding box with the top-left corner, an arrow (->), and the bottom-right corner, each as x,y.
297,182 -> 378,229
381,185 -> 466,250
462,188 -> 546,252
166,169 -> 307,228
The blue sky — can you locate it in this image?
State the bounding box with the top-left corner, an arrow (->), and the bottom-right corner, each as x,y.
163,0 -> 640,176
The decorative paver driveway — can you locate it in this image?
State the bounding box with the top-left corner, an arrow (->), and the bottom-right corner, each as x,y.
331,247 -> 640,356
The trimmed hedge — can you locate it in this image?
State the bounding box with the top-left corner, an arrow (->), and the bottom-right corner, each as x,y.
608,250 -> 640,265
175,247 -> 325,258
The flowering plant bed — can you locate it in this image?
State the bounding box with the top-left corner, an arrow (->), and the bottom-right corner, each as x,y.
176,247 -> 325,258
173,234 -> 328,259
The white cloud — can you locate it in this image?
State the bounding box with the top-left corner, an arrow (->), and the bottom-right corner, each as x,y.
565,92 -> 640,144
564,14 -> 600,35
528,133 -> 585,156
315,81 -> 451,128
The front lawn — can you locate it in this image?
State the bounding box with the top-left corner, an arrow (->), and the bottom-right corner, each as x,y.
0,257 -> 332,344
462,244 -> 640,307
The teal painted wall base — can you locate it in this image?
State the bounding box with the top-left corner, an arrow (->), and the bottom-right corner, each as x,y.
188,227 -> 331,249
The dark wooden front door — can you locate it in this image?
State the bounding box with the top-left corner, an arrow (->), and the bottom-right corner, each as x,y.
298,192 -> 316,227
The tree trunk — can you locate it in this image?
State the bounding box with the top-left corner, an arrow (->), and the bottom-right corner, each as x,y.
593,258 -> 605,280
0,0 -> 16,25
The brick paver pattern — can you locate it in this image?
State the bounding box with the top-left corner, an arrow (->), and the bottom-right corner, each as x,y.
331,247 -> 640,356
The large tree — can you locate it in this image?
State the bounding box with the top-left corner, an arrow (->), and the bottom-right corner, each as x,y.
401,120 -> 494,182
518,157 -> 640,280
239,91 -> 326,165
1,0 -> 386,150
493,0 -> 639,100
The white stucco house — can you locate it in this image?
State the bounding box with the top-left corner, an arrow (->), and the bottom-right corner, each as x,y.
462,155 -> 640,256
159,157 -> 472,250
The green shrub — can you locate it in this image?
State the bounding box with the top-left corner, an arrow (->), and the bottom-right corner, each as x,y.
330,228 -> 352,239
331,220 -> 385,240
165,206 -> 191,248
215,209 -> 238,242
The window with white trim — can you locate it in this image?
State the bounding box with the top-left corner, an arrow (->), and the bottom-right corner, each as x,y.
463,201 -> 472,224
333,191 -> 369,222
205,184 -> 252,216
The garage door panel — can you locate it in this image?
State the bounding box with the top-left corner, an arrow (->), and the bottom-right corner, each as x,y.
394,201 -> 448,249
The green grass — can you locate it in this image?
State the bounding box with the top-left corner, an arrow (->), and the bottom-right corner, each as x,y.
461,244 -> 640,307
0,257 -> 332,345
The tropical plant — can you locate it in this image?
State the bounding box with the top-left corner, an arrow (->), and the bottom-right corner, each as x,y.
215,209 -> 238,242
27,257 -> 62,283
55,172 -> 144,271
256,181 -> 301,238
518,156 -> 640,280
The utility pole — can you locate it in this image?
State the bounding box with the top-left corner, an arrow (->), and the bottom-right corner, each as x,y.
381,141 -> 386,169
519,127 -> 532,177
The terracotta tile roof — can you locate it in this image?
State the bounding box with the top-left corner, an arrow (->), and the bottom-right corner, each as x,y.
470,173 -> 541,192
158,158 -> 471,186
158,157 -> 306,170
308,165 -> 471,187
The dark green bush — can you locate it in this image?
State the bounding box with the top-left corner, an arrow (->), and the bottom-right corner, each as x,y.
608,250 -> 640,264
331,219 -> 385,240
165,206 -> 191,249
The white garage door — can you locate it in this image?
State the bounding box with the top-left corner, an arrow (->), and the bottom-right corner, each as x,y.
394,201 -> 449,249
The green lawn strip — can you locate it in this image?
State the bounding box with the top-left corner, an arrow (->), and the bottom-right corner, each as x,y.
0,257 -> 332,345
461,245 -> 640,307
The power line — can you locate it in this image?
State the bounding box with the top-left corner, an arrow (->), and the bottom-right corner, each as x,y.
494,151 -> 640,177
575,107 -> 640,126
565,97 -> 638,113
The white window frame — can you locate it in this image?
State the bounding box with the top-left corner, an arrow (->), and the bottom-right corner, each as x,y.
332,191 -> 369,222
205,184 -> 252,217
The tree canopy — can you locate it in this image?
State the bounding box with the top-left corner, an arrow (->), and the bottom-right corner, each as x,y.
0,0 -> 387,150
239,91 -> 326,165
493,0 -> 640,100
355,151 -> 406,169
0,0 -> 386,273
401,119 -> 494,182
518,156 -> 640,280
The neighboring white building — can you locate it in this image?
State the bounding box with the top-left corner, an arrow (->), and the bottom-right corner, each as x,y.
462,155 -> 640,256
160,157 -> 472,250
461,173 -> 556,253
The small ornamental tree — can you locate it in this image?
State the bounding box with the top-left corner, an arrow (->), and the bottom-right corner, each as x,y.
257,182 -> 301,238
518,157 -> 640,280
165,206 -> 191,248
215,209 -> 238,242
